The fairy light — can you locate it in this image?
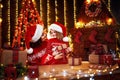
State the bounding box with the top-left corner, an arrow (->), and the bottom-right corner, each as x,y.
0,3 -> 3,48
47,0 -> 50,27
40,0 -> 43,20
108,0 -> 111,12
8,0 -> 11,45
73,0 -> 77,26
55,0 -> 58,22
64,0 -> 67,26
16,0 -> 18,25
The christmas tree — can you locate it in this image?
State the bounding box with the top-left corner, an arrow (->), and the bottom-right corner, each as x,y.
12,0 -> 43,50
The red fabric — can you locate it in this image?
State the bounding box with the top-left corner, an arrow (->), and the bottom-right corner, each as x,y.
41,38 -> 68,65
28,66 -> 39,78
27,41 -> 47,65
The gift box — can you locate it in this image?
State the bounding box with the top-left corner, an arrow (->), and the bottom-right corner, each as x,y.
27,65 -> 39,78
99,54 -> 113,65
4,65 -> 17,80
89,54 -> 99,64
1,49 -> 27,66
89,54 -> 113,65
68,57 -> 82,66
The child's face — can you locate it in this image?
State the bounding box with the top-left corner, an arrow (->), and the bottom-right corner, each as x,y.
49,29 -> 57,38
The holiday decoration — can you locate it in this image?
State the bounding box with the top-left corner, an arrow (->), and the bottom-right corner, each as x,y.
88,30 -> 98,44
85,0 -> 102,17
0,63 -> 27,79
68,57 -> 82,66
1,50 -> 27,66
4,64 -> 17,80
74,31 -> 83,44
12,0 -> 43,50
27,66 -> 39,78
104,28 -> 114,43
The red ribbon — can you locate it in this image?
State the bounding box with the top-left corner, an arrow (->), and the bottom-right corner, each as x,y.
13,50 -> 19,64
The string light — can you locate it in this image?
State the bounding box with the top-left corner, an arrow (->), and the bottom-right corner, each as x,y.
47,0 -> 50,27
8,0 -> 11,45
64,0 -> 67,27
108,0 -> 111,12
73,0 -> 77,26
40,0 -> 43,20
0,3 -> 3,48
16,0 -> 18,25
55,0 -> 58,22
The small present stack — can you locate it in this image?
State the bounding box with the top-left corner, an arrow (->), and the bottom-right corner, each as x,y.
89,44 -> 114,65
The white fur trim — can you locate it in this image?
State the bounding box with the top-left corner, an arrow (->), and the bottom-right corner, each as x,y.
63,36 -> 69,42
32,24 -> 43,42
49,24 -> 62,33
27,48 -> 33,54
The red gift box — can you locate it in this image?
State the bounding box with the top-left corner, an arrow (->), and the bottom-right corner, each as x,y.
4,66 -> 17,80
99,54 -> 113,65
27,66 -> 39,78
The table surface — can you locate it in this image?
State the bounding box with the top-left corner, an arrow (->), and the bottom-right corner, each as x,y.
16,61 -> 120,80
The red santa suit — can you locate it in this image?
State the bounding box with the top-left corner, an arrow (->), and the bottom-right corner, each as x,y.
25,24 -> 47,65
41,22 -> 69,65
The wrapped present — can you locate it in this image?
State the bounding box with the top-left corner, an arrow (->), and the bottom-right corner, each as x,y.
99,54 -> 113,65
68,57 -> 82,66
89,54 -> 113,65
4,65 -> 17,80
1,49 -> 27,66
89,54 -> 99,64
27,65 -> 39,78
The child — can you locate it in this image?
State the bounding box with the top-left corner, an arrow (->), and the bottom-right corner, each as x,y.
41,22 -> 71,65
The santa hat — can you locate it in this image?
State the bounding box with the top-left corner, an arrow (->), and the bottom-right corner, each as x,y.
25,24 -> 43,54
48,22 -> 68,42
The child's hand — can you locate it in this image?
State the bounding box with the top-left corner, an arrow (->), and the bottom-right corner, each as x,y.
54,53 -> 63,59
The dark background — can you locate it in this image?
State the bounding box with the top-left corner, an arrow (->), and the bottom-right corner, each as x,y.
0,0 -> 120,47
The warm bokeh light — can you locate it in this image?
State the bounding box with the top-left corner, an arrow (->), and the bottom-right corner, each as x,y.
75,21 -> 85,28
93,0 -> 99,2
106,18 -> 113,25
0,3 -> 3,8
86,0 -> 91,4
0,18 -> 2,23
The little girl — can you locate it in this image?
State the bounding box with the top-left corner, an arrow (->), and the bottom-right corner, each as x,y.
41,22 -> 71,65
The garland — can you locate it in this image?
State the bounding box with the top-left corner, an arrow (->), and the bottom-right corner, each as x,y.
85,1 -> 102,17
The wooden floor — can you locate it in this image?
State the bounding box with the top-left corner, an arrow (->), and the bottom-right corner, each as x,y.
16,61 -> 120,80
16,61 -> 90,80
